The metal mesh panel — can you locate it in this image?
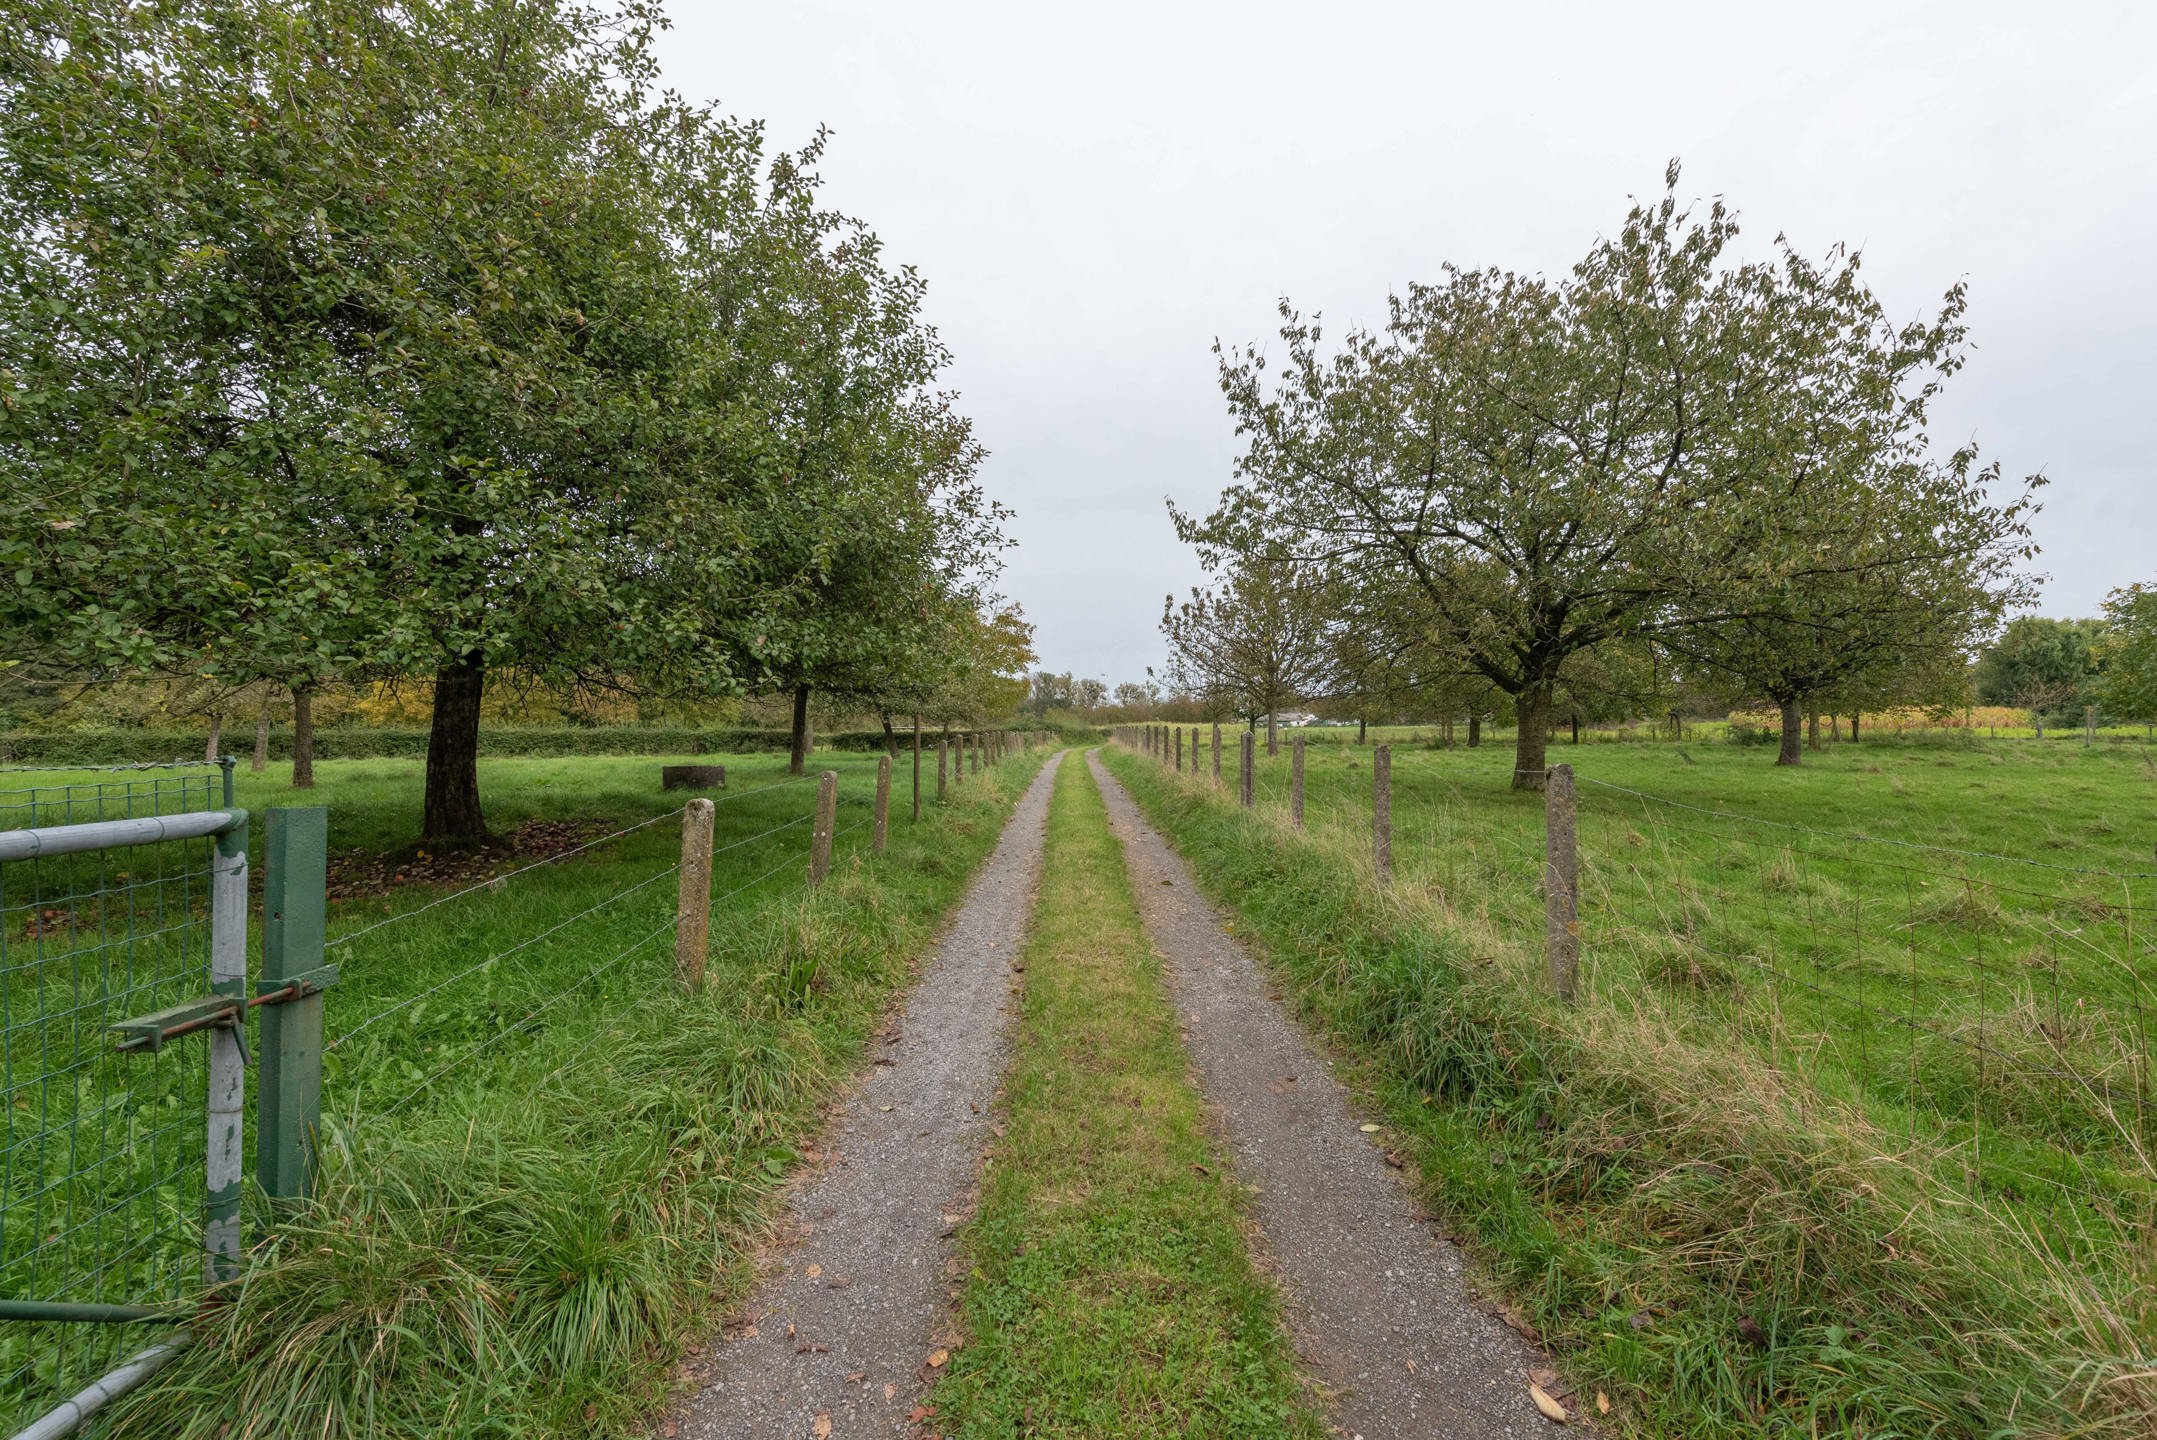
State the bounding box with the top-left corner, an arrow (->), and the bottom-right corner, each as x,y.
1,764 -> 224,1431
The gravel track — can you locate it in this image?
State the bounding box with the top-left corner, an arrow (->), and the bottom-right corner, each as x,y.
667,753 -> 1063,1439
1088,751 -> 1573,1439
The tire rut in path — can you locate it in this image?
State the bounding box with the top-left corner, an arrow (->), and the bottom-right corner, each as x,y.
1087,751 -> 1570,1439
669,752 -> 1064,1439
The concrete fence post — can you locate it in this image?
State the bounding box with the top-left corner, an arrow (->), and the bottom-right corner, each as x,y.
1292,735 -> 1305,829
1240,730 -> 1255,808
1373,744 -> 1392,885
809,770 -> 838,886
674,798 -> 715,989
873,754 -> 891,854
1544,762 -> 1579,1001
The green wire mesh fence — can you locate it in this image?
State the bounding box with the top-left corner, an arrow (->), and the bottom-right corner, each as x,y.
0,761 -> 235,1432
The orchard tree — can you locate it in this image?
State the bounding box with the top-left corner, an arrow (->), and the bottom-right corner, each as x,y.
1191,171 -> 1760,789
1161,551 -> 1331,754
1190,168 -> 2040,787
1659,241 -> 2037,764
2095,586 -> 2157,729
1975,617 -> 2103,737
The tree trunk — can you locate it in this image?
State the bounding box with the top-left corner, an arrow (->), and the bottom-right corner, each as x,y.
292,684 -> 315,789
790,684 -> 812,775
880,711 -> 897,757
1467,714 -> 1481,748
1850,711 -> 1861,745
1511,685 -> 1552,791
251,712 -> 269,772
1357,716 -> 1366,744
1807,709 -> 1822,751
1442,715 -> 1453,748
204,713 -> 222,763
423,653 -> 487,840
2032,711 -> 2044,741
1266,708 -> 1279,757
1571,713 -> 1581,745
1777,697 -> 1803,767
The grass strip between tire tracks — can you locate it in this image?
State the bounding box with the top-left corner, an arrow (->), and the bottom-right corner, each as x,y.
929,754 -> 1325,1439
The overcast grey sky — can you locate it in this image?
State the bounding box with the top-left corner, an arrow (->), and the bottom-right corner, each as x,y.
654,1 -> 2157,688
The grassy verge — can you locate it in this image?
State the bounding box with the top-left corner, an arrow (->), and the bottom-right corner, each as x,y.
1101,743 -> 2155,1440
930,754 -> 1324,1439
72,748 -> 1047,1437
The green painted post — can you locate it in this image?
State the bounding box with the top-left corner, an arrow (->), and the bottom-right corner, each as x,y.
258,808 -> 329,1203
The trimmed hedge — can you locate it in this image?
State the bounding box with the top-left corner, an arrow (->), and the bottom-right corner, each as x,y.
0,724 -> 1037,768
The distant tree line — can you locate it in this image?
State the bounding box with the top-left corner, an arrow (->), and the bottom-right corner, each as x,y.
1159,166 -> 2065,781
0,0 -> 1021,838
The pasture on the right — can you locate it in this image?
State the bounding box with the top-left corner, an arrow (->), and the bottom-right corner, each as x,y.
1230,731 -> 2154,1248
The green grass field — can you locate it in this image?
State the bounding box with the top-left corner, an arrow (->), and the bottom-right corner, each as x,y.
1104,736 -> 2157,1439
2,744 -> 1040,1436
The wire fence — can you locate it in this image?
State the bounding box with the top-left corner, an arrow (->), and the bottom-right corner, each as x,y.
0,761 -> 235,1427
1116,725 -> 2157,1244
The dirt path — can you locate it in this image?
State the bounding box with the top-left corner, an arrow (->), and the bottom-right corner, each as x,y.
1087,751 -> 1569,1439
668,753 -> 1063,1439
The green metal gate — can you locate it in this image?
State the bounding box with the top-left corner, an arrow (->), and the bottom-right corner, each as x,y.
0,762 -> 244,1435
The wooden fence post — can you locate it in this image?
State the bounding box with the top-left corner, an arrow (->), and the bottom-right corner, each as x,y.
1373,744 -> 1392,885
1545,762 -> 1579,1001
1212,723 -> 1222,783
873,754 -> 891,853
912,716 -> 923,821
970,732 -> 981,775
809,770 -> 838,886
937,733 -> 949,801
674,798 -> 715,989
1292,735 -> 1305,829
1175,727 -> 1183,772
1240,730 -> 1255,807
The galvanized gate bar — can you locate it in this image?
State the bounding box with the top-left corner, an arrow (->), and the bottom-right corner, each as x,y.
0,810 -> 244,862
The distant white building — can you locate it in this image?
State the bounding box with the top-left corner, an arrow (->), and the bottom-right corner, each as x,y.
1270,711 -> 1320,728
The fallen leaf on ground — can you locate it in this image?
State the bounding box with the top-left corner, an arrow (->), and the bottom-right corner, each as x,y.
805,1264 -> 822,1279
926,1348 -> 949,1368
1596,1390 -> 1612,1414
907,1406 -> 932,1423
1529,1382 -> 1568,1422
812,1414 -> 831,1438
1359,1123 -> 1381,1133
884,1383 -> 896,1400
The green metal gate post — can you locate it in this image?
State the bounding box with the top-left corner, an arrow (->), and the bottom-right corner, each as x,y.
258,808 -> 332,1203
